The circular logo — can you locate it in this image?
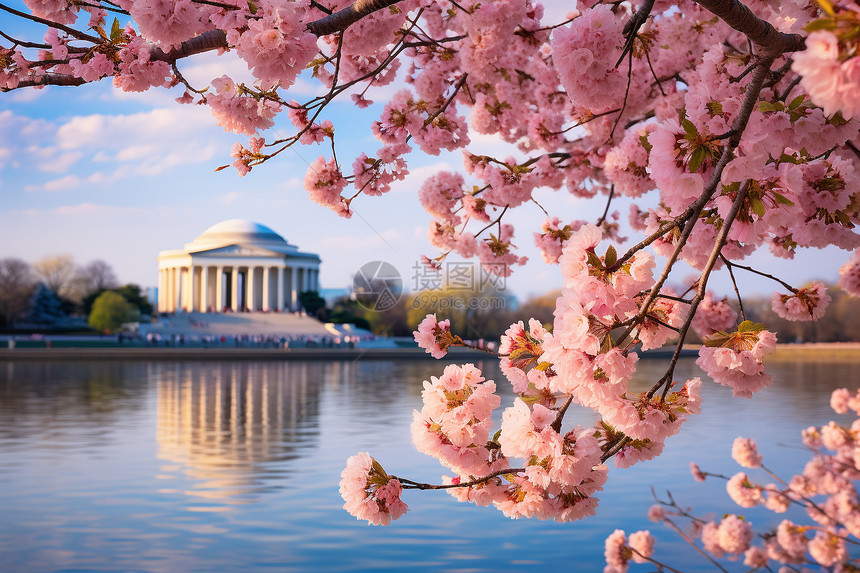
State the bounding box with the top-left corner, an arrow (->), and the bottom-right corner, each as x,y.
352,261 -> 403,311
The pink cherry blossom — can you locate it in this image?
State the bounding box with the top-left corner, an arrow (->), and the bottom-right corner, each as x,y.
731,437 -> 763,468
339,452 -> 408,525
771,281 -> 831,321
413,314 -> 455,358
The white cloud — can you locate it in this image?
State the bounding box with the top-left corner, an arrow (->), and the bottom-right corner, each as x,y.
56,106 -> 214,150
54,203 -> 150,217
115,144 -> 159,162
41,174 -> 82,192
9,87 -> 46,103
38,150 -> 85,173
216,191 -> 242,204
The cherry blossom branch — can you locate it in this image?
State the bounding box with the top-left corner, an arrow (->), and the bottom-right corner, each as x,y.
720,258 -> 798,293
616,53 -> 774,355
654,180 -> 751,400
149,29 -> 228,63
719,254 -> 746,321
0,29 -> 50,49
307,0 -> 404,36
0,2 -> 100,43
551,396 -> 573,433
662,516 -> 730,572
9,74 -> 86,89
692,0 -> 804,55
595,185 -> 615,226
396,467 -> 525,490
628,548 -> 685,573
423,73 -> 467,127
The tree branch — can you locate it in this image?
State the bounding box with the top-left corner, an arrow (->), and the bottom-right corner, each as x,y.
307,0 -> 404,36
692,0 -> 804,55
149,29 -> 228,63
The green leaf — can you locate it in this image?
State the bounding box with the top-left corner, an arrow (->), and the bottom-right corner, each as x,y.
816,0 -> 835,15
772,191 -> 795,206
788,94 -> 806,110
681,118 -> 698,137
370,458 -> 388,478
110,17 -> 121,41
599,334 -> 615,354
639,134 -> 653,154
604,244 -> 617,268
835,210 -> 854,228
805,18 -> 838,32
688,146 -> 707,173
737,320 -> 766,333
492,429 -> 502,443
751,196 -> 766,218
586,250 -> 603,270
757,101 -> 777,113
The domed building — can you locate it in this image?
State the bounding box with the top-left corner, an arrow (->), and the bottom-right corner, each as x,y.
157,220 -> 321,313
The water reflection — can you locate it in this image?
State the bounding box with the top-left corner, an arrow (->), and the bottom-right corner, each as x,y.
156,362 -> 324,506
0,357 -> 857,573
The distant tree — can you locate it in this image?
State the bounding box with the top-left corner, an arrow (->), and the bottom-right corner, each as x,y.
115,284 -> 154,317
0,258 -> 37,328
74,260 -> 120,302
514,289 -> 561,330
28,283 -> 67,326
88,291 -> 140,334
406,283 -> 509,341
32,254 -> 79,300
329,296 -> 371,331
299,290 -> 326,317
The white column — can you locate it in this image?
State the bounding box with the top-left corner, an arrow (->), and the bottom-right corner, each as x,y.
247,265 -> 256,311
168,268 -> 174,312
200,265 -> 209,313
277,267 -> 285,311
290,266 -> 298,311
231,267 -> 239,311
158,269 -> 165,313
188,265 -> 197,312
262,266 -> 270,311
215,266 -> 224,313
174,266 -> 182,313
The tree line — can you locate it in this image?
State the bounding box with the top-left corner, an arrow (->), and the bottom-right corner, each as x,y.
0,256 -> 152,332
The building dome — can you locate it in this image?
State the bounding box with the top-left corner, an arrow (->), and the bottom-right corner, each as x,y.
159,219 -> 320,314
185,219 -> 291,251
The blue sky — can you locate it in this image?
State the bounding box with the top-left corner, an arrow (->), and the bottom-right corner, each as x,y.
0,2 -> 853,303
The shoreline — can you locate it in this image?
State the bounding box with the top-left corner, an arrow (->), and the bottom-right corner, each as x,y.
0,343 -> 857,362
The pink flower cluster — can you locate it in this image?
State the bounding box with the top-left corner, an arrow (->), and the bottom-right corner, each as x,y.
339,452 -> 407,525
652,386 -> 860,569
701,514 -> 754,557
230,2 -> 318,90
839,250 -> 860,297
696,323 -> 777,398
413,314 -> 456,359
792,30 -> 860,120
303,156 -> 351,218
410,363 -> 502,475
771,281 -> 831,321
604,529 -> 655,572
551,5 -> 626,114
208,75 -> 281,136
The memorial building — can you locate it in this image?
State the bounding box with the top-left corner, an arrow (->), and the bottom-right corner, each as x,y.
157,219 -> 321,313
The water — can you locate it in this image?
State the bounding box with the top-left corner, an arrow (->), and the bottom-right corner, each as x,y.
0,357 -> 856,572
